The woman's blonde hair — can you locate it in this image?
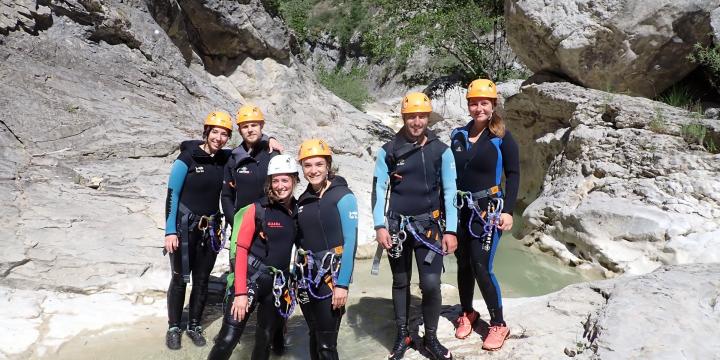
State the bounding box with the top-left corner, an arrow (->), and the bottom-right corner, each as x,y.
488,106 -> 506,138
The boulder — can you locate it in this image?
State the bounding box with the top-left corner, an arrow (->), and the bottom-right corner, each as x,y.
506,81 -> 720,275
404,263 -> 720,359
505,0 -> 718,97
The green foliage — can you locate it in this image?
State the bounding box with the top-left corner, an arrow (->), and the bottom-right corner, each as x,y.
657,85 -> 695,109
649,107 -> 666,133
268,0 -> 372,48
364,0 -> 520,87
317,66 -> 371,110
687,43 -> 720,95
681,123 -> 719,153
271,0 -> 521,90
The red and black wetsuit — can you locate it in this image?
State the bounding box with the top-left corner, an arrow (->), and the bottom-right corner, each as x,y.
208,198 -> 297,360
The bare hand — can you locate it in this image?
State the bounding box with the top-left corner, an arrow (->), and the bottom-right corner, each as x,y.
268,137 -> 284,153
442,233 -> 457,254
332,287 -> 348,310
376,228 -> 392,250
164,234 -> 179,254
231,295 -> 249,321
498,213 -> 513,231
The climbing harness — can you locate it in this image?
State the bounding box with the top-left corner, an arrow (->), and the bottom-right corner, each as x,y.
198,215 -> 228,253
294,247 -> 342,300
455,189 -> 504,251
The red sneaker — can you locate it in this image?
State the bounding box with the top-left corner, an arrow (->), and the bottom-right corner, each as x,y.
454,310 -> 479,339
482,325 -> 510,351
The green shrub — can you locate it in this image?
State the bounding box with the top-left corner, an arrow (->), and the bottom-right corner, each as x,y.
687,43 -> 720,96
657,85 -> 697,109
649,108 -> 666,133
681,123 -> 719,153
317,66 -> 371,110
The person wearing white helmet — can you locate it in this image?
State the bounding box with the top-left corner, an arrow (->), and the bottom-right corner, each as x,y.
208,155 -> 300,360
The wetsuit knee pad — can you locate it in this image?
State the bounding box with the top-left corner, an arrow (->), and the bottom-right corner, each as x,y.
391,272 -> 410,289
418,273 -> 441,294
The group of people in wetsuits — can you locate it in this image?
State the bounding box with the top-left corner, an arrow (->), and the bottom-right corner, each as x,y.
162,78 -> 519,360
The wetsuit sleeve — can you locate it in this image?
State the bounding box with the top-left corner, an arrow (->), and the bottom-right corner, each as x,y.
164,159 -> 188,236
440,148 -> 458,233
372,147 -> 390,229
221,159 -> 236,226
232,204 -> 256,296
501,131 -> 520,214
336,193 -> 358,289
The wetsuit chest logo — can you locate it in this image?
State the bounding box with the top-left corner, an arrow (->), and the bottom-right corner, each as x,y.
237,166 -> 250,174
298,206 -> 304,214
267,221 -> 283,228
348,211 -> 358,219
195,166 -> 204,173
396,159 -> 406,167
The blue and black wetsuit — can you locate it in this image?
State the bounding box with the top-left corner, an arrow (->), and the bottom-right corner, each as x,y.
450,121 -> 519,326
221,136 -> 278,226
165,140 -> 230,330
208,198 -> 297,360
296,176 -> 358,360
371,129 -> 457,334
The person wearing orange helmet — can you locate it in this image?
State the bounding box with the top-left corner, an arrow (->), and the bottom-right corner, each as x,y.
219,104 -> 288,353
372,92 -> 458,360
164,111 -> 234,350
295,139 -> 358,360
449,79 -> 519,350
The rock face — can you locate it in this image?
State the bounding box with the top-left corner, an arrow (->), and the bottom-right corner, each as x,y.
0,0 -> 389,356
404,263 -> 720,359
505,81 -> 720,275
505,0 -> 719,97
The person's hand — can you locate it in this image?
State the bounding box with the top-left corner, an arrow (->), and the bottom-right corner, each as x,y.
231,295 -> 249,321
442,233 -> 457,254
498,213 -> 513,231
376,228 -> 392,250
332,287 -> 348,310
164,234 -> 179,254
268,137 -> 284,153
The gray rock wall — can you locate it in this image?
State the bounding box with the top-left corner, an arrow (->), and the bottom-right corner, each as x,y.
506,0 -> 720,97
506,81 -> 720,275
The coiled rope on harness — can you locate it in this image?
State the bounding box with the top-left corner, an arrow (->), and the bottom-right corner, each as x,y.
294,248 -> 341,300
396,215 -> 447,257
455,190 -> 504,251
199,216 -> 228,253
268,267 -> 296,319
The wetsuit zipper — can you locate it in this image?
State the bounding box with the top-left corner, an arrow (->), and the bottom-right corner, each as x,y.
317,193 -> 331,251
420,147 -> 432,212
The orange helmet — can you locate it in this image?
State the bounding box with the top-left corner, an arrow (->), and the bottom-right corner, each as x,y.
466,79 -> 497,99
298,139 -> 332,161
401,92 -> 432,114
236,104 -> 265,124
204,111 -> 233,132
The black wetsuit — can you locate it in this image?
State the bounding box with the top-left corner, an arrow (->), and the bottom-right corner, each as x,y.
296,176 -> 358,360
221,137 -> 278,226
208,199 -> 297,360
165,140 -> 230,329
371,129 -> 457,335
450,122 -> 519,326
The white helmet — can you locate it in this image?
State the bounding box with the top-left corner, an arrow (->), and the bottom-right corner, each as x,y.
267,154 -> 298,176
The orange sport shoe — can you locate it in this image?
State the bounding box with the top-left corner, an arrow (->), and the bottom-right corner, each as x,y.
482,325 -> 510,351
454,310 -> 479,339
